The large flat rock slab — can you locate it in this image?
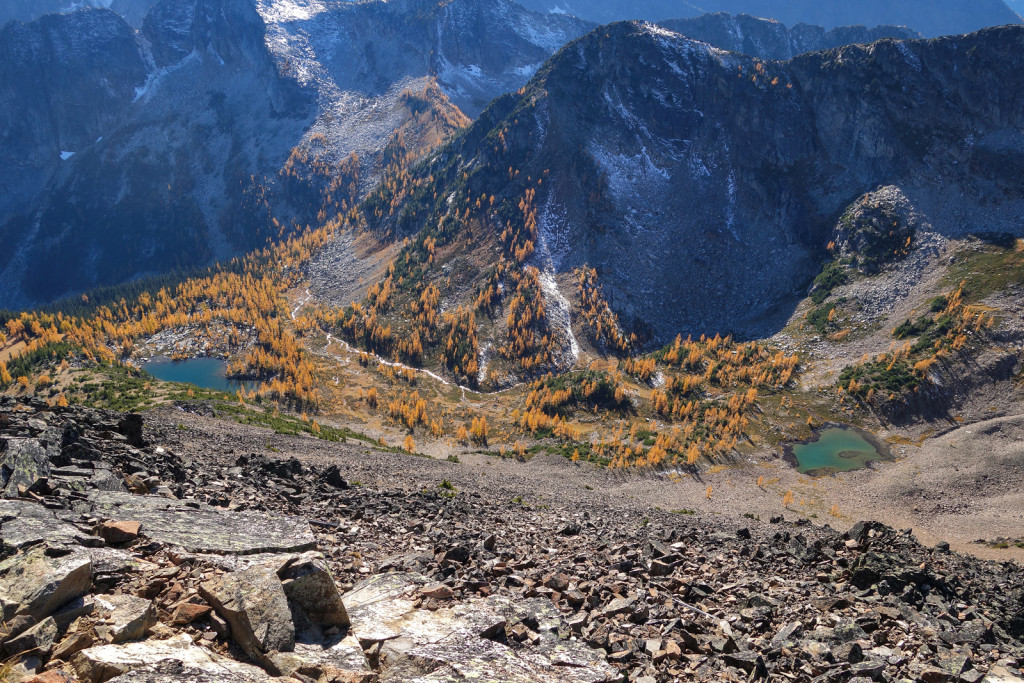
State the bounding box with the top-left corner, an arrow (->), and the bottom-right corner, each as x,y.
984,667 -> 1024,683
0,499 -> 80,551
104,664 -> 271,683
0,546 -> 92,623
399,635 -> 614,683
342,573 -> 618,683
292,635 -> 371,678
343,572 -> 432,645
87,492 -> 316,555
72,633 -> 272,683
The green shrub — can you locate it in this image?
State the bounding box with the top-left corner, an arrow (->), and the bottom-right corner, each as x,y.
810,261 -> 848,304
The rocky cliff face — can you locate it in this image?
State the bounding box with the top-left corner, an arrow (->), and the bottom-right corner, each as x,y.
0,0 -> 310,305
356,22 -> 1024,346
0,0 -> 591,307
0,0 -> 75,28
262,0 -> 592,118
658,13 -> 919,60
0,9 -> 147,281
517,0 -> 1022,37
0,0 -> 159,29
0,8 -> 145,175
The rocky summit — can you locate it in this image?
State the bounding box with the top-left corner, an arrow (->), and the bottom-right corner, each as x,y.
1,396 -> 1023,682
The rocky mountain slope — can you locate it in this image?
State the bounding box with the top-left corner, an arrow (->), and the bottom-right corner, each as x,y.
338,22 -> 1024,369
0,0 -> 591,308
2,396 -> 1024,683
517,0 -> 1022,37
658,13 -> 919,60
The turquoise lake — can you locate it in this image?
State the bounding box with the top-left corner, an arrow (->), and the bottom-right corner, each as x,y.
788,427 -> 889,476
142,357 -> 249,394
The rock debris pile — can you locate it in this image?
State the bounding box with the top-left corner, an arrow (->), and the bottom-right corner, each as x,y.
1,395 -> 1023,683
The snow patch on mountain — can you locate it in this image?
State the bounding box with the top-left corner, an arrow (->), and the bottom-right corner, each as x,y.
537,187 -> 571,270
589,141 -> 670,204
133,48 -> 199,102
896,41 -> 922,72
511,11 -> 576,52
514,62 -> 543,78
538,268 -> 579,368
256,0 -> 329,24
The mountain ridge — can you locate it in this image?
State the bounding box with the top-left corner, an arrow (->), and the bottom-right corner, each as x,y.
657,13 -> 920,60
517,0 -> 1022,37
322,21 -> 1024,384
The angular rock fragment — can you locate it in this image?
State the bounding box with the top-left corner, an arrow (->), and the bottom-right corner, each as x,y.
93,594 -> 156,644
23,671 -> 75,683
52,595 -> 95,631
318,465 -> 349,489
98,521 -> 142,545
3,616 -> 58,658
279,551 -> 349,627
52,631 -> 96,662
5,654 -> 43,680
199,565 -> 295,664
419,584 -> 455,601
169,602 -> 212,626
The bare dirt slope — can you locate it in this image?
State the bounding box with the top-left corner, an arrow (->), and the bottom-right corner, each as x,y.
149,399 -> 1024,563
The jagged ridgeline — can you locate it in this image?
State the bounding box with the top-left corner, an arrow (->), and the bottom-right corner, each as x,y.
516,0 -> 1023,38
329,22 -> 1024,386
657,13 -> 920,60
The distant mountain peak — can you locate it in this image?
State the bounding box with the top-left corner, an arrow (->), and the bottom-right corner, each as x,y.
515,0 -> 1021,38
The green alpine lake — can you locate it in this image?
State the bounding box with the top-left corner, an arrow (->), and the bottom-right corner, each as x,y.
785,427 -> 890,476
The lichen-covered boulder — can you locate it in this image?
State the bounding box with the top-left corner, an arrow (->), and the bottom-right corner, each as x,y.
199,565 -> 295,666
0,547 -> 92,623
279,552 -> 349,628
0,438 -> 55,497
